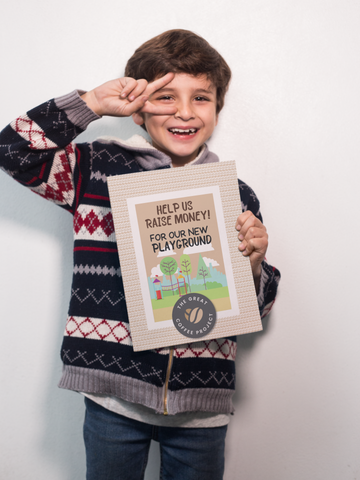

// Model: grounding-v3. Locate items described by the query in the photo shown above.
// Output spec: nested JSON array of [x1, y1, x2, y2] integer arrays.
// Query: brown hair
[[125, 29, 231, 114]]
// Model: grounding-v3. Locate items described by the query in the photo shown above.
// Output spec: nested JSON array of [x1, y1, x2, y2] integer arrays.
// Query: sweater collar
[[97, 134, 219, 171]]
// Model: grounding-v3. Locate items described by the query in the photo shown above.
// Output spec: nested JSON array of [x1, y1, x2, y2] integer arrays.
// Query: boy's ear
[[132, 112, 144, 126]]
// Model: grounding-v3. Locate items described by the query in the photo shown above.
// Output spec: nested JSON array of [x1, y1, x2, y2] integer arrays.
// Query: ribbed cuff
[[257, 263, 269, 317], [55, 90, 100, 130]]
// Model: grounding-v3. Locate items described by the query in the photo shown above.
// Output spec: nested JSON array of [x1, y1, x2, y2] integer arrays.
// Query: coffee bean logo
[[184, 307, 203, 324], [173, 293, 216, 339]]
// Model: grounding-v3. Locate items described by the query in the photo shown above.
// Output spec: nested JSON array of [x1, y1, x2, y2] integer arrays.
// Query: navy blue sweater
[[0, 90, 280, 414]]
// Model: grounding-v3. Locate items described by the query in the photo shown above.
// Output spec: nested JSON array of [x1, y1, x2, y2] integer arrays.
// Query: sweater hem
[[58, 365, 235, 414]]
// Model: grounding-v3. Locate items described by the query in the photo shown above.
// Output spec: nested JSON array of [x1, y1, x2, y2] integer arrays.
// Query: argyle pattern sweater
[[0, 90, 280, 414]]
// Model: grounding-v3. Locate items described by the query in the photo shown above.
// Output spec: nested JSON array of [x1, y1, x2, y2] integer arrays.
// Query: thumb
[[132, 112, 144, 126]]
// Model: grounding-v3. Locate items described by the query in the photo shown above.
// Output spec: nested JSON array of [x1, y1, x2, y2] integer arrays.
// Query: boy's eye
[[194, 96, 208, 102], [157, 95, 173, 101]]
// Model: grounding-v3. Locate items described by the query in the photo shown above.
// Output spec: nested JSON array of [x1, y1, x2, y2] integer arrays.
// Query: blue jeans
[[83, 397, 227, 480]]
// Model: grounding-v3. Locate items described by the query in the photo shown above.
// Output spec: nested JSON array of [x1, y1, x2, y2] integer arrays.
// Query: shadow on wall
[[232, 313, 272, 405]]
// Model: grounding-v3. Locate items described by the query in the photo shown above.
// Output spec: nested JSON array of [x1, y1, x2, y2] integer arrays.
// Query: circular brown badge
[[172, 293, 216, 339]]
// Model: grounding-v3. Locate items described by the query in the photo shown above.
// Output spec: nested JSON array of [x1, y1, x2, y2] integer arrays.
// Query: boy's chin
[[169, 150, 201, 166]]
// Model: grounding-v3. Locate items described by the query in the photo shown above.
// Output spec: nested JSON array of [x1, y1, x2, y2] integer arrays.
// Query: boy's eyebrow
[[194, 88, 216, 95], [155, 87, 216, 95]]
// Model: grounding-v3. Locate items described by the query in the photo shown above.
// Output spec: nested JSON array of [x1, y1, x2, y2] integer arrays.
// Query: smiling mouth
[[168, 128, 198, 136]]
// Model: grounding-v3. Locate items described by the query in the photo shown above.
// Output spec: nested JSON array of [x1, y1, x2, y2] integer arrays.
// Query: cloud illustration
[[157, 245, 177, 257], [182, 242, 214, 255], [150, 265, 163, 278]]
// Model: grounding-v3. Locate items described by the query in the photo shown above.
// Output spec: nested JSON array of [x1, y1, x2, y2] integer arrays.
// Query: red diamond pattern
[[42, 184, 66, 203], [31, 144, 75, 205], [66, 316, 131, 343], [83, 210, 99, 234], [173, 339, 236, 360], [41, 152, 74, 203], [65, 317, 235, 360], [54, 155, 73, 191], [101, 212, 115, 237], [74, 209, 114, 237], [14, 114, 57, 150]]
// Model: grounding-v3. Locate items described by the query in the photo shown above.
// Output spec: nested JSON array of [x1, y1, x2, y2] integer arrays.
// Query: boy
[[0, 30, 280, 480]]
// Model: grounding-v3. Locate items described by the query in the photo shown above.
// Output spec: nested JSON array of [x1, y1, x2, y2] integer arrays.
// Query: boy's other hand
[[236, 211, 268, 291], [81, 73, 177, 118]]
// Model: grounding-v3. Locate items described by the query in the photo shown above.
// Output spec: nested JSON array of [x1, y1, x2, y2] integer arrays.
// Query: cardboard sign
[[107, 161, 262, 351]]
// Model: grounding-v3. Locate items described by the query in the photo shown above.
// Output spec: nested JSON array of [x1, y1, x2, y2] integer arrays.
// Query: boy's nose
[[174, 101, 195, 121]]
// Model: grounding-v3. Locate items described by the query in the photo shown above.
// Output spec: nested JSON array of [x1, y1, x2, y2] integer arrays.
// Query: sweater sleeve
[[238, 179, 281, 318], [0, 90, 99, 213]]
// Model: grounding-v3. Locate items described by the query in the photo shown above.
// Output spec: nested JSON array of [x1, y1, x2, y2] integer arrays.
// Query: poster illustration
[[128, 186, 239, 331], [108, 161, 262, 351]]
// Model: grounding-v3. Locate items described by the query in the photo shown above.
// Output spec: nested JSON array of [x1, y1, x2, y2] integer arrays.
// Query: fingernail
[[239, 234, 244, 241], [120, 92, 127, 98], [129, 95, 135, 101]]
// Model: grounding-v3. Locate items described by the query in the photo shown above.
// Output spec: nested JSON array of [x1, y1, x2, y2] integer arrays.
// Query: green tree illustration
[[180, 254, 192, 293], [160, 257, 178, 295], [196, 254, 211, 290]]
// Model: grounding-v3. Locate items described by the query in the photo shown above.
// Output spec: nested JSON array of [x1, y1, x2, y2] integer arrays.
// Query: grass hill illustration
[[147, 253, 231, 322]]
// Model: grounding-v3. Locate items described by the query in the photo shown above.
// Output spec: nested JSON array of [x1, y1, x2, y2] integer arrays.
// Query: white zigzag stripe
[[71, 288, 125, 306], [74, 264, 121, 277], [169, 371, 235, 387], [62, 350, 163, 381]]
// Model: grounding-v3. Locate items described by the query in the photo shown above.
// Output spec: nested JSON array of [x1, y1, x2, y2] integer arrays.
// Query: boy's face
[[137, 73, 218, 167]]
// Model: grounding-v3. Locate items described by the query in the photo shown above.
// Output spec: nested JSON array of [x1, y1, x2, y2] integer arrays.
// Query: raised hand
[[235, 211, 268, 289], [81, 73, 177, 118]]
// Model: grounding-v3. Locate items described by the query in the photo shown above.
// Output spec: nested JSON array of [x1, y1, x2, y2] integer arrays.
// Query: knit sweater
[[0, 90, 280, 415]]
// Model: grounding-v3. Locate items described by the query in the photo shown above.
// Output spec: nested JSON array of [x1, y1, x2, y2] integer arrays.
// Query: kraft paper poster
[[107, 161, 262, 351]]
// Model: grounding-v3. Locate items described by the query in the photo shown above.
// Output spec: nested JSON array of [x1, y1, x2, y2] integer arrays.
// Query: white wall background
[[1, 1, 359, 479]]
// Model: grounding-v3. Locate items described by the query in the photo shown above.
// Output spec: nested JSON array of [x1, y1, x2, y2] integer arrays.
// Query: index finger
[[236, 211, 253, 230], [145, 72, 175, 96], [141, 102, 177, 116]]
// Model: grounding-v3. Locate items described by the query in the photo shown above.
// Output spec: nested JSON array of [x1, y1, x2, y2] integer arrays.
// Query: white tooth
[[170, 128, 196, 133]]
